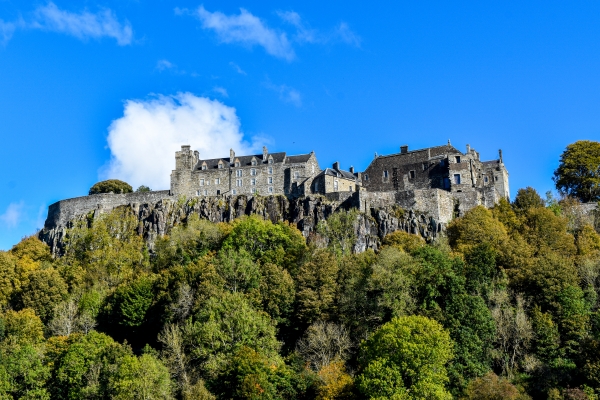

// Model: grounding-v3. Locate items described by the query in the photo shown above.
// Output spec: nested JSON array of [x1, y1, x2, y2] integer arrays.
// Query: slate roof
[[195, 152, 312, 170], [318, 168, 357, 181]]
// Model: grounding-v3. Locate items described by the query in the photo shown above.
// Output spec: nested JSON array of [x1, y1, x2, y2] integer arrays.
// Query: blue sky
[[1, 1, 599, 249]]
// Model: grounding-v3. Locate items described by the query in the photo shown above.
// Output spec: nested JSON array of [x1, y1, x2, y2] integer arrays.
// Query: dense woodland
[[2, 141, 600, 399]]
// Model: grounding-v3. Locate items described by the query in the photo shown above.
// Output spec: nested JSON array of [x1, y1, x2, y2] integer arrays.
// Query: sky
[[1, 1, 600, 249]]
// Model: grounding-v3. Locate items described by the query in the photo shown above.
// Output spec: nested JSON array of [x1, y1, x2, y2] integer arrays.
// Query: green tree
[[554, 140, 600, 202], [1, 308, 44, 345], [463, 372, 527, 400], [185, 291, 281, 376], [0, 343, 50, 399], [357, 315, 454, 400], [221, 216, 307, 273], [18, 267, 68, 322], [0, 251, 18, 307], [447, 206, 509, 254], [295, 249, 339, 326], [215, 248, 260, 294], [513, 187, 545, 213], [89, 179, 133, 195], [316, 209, 360, 256], [109, 353, 173, 400], [136, 185, 151, 192]]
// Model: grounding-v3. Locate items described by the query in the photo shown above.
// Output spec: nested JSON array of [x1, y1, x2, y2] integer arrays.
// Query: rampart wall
[[45, 190, 172, 230]]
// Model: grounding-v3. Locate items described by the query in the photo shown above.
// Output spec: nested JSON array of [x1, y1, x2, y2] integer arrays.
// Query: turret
[[175, 145, 198, 171]]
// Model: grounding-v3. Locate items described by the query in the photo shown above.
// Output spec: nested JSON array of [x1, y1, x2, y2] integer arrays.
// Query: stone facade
[[170, 146, 321, 198], [361, 142, 510, 221], [40, 141, 513, 254]]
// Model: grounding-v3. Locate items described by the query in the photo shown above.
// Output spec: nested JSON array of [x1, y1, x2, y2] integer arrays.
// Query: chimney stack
[[230, 149, 235, 164], [263, 146, 268, 160], [349, 166, 354, 173], [466, 144, 471, 154], [499, 149, 503, 163], [333, 161, 340, 170], [400, 145, 408, 154]]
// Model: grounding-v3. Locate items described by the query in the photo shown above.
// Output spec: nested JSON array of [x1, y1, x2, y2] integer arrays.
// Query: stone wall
[[44, 190, 172, 230]]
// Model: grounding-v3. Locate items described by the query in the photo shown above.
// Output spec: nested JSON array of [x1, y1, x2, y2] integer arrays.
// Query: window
[[409, 170, 415, 179], [202, 165, 207, 170], [268, 167, 273, 174], [364, 174, 369, 181], [455, 156, 461, 163], [251, 188, 256, 193], [251, 179, 256, 185], [236, 170, 242, 177], [200, 179, 204, 186], [215, 178, 220, 184], [443, 178, 450, 189], [235, 161, 240, 167], [495, 176, 498, 181], [268, 177, 273, 184], [315, 181, 319, 191], [349, 186, 353, 192], [203, 190, 207, 196], [236, 179, 242, 187], [251, 168, 256, 176], [312, 165, 315, 174], [383, 170, 389, 179], [251, 160, 257, 166], [334, 180, 339, 191], [422, 163, 428, 171], [454, 174, 461, 184], [440, 159, 447, 167], [218, 163, 223, 169], [232, 189, 237, 195], [268, 187, 273, 193], [195, 190, 199, 196], [217, 190, 221, 195], [268, 158, 273, 164], [294, 171, 300, 179], [484, 176, 489, 183]]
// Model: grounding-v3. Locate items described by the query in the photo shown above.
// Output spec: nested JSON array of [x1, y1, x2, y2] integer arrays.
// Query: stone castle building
[[41, 140, 510, 255], [170, 145, 361, 198]]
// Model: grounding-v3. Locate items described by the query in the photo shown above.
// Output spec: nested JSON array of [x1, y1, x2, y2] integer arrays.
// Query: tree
[[296, 321, 352, 372], [463, 372, 526, 400], [89, 179, 133, 195], [109, 353, 173, 400], [1, 308, 44, 345], [447, 206, 509, 254], [184, 291, 281, 376], [554, 140, 600, 202], [0, 251, 18, 307], [18, 267, 68, 322], [136, 185, 151, 192], [357, 315, 454, 400], [316, 209, 360, 256], [381, 230, 425, 253], [513, 187, 545, 213]]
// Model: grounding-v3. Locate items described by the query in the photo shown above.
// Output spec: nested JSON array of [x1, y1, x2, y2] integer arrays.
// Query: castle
[[40, 141, 509, 254], [170, 141, 509, 223]]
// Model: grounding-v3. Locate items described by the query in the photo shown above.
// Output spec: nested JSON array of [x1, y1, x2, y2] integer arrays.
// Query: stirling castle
[[40, 141, 509, 253]]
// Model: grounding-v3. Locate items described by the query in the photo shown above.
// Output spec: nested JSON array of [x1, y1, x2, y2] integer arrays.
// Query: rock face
[[39, 193, 444, 256]]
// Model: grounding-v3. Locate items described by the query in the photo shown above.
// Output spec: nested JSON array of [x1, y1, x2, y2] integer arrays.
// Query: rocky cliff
[[39, 193, 443, 256]]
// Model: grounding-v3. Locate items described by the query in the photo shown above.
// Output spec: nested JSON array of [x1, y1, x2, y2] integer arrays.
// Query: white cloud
[[30, 2, 133, 45], [0, 20, 16, 45], [213, 86, 229, 97], [229, 61, 247, 75], [335, 22, 361, 47], [193, 6, 295, 61], [156, 59, 175, 71], [0, 202, 24, 229], [265, 82, 302, 107], [102, 93, 260, 190]]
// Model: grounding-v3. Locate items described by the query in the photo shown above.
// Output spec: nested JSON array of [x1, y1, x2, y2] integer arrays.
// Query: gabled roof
[[195, 152, 313, 170], [318, 168, 357, 181]]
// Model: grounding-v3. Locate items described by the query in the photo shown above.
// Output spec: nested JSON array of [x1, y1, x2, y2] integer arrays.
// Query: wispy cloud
[[277, 10, 361, 47], [0, 20, 16, 45], [189, 6, 295, 61], [265, 82, 302, 107], [156, 59, 175, 71], [31, 2, 133, 45], [0, 202, 24, 229], [335, 22, 361, 46], [213, 86, 229, 97], [229, 61, 247, 75], [1, 2, 133, 46]]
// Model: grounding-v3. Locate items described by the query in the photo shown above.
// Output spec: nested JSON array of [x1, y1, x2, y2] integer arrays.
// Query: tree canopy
[[89, 179, 133, 195], [554, 140, 600, 202]]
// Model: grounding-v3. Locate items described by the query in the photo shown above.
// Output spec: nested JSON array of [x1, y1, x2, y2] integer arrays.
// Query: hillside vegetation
[[2, 139, 600, 399]]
